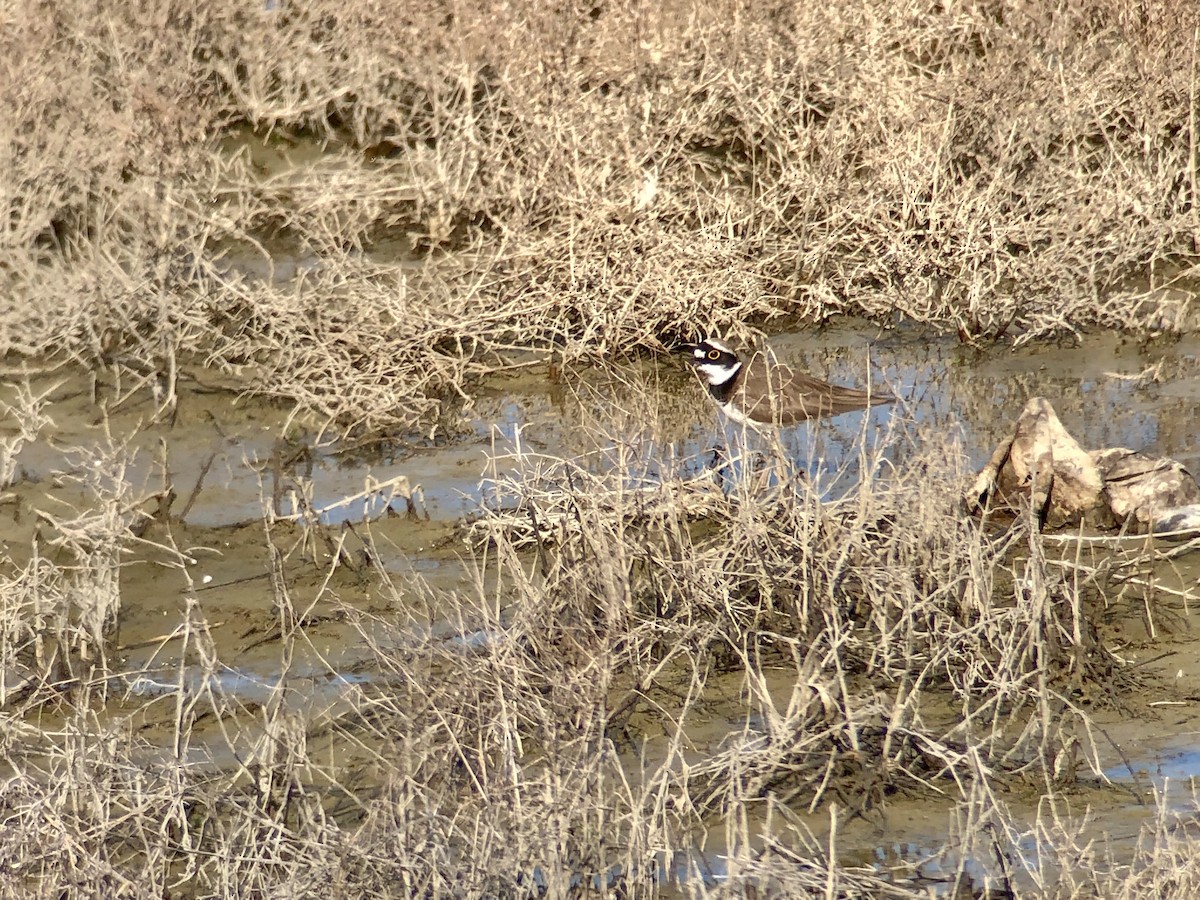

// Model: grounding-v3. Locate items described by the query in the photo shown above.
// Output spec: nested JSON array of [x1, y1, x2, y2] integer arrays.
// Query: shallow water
[[9, 323, 1193, 529], [4, 323, 1198, 678]]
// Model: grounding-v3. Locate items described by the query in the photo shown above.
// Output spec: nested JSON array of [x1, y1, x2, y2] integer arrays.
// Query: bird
[[677, 338, 892, 428]]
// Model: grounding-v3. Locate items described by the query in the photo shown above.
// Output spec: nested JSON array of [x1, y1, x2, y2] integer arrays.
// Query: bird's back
[[734, 352, 891, 425]]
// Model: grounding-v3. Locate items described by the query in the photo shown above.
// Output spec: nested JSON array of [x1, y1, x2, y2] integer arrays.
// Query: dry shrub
[[2, 0, 1199, 434], [0, 692, 231, 899], [277, 411, 1129, 894], [0, 404, 1189, 896], [0, 433, 173, 689]]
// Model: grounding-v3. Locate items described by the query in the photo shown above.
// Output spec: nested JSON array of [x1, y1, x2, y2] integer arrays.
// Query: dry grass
[[2, 0, 1199, 433], [0, 391, 1195, 896], [1, 0, 1200, 896]]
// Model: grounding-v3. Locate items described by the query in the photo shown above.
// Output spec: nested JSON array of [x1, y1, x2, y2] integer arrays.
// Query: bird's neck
[[706, 362, 741, 403]]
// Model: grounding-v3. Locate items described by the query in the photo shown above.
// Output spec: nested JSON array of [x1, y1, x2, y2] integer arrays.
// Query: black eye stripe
[[707, 349, 721, 360]]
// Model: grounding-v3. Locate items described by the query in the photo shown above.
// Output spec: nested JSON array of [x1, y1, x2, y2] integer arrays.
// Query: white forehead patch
[[705, 338, 734, 354]]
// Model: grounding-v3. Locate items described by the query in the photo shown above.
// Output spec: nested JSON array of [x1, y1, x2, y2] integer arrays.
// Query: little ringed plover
[[677, 338, 892, 428]]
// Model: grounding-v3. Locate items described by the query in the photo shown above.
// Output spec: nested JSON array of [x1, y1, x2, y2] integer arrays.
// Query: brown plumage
[[678, 338, 892, 427]]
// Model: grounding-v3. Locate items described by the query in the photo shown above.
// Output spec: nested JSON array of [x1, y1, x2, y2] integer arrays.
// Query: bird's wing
[[741, 354, 891, 422]]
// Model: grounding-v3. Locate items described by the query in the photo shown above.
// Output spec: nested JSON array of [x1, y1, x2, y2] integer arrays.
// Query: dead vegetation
[[0, 387, 1193, 897], [3, 0, 1200, 433], [1, 0, 1200, 896]]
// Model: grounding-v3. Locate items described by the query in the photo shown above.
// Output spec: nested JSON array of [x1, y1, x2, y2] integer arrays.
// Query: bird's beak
[[675, 342, 701, 360]]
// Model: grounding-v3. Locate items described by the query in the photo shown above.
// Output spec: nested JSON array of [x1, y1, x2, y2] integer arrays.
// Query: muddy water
[[2, 324, 1199, 885]]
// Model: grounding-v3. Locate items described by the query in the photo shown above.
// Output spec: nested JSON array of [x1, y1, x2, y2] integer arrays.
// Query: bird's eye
[[707, 349, 721, 360]]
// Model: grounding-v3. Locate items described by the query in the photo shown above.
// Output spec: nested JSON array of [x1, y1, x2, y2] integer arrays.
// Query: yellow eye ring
[[707, 349, 721, 360]]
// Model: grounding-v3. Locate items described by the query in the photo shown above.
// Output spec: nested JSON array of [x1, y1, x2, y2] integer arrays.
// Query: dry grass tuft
[[2, 0, 1199, 432]]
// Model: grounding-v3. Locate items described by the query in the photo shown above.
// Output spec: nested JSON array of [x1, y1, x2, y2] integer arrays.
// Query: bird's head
[[676, 339, 742, 386]]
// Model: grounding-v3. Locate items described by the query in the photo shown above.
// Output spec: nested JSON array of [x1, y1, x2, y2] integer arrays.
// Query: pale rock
[[1091, 448, 1200, 533], [967, 397, 1106, 528]]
